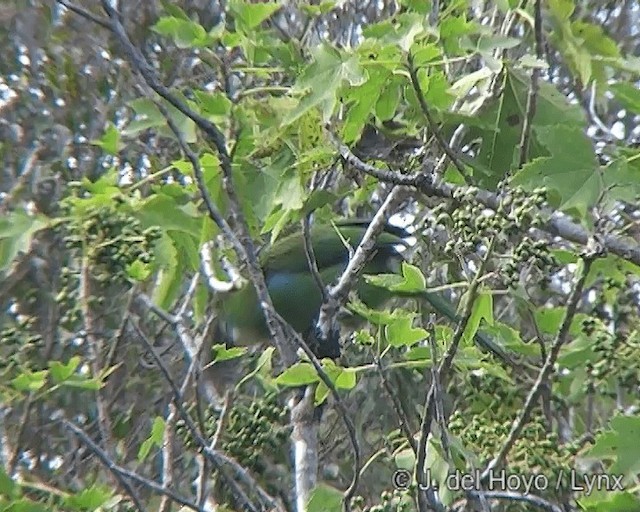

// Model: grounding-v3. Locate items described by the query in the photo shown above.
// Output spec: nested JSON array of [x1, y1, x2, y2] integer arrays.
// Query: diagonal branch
[[407, 53, 469, 179], [480, 247, 599, 481], [333, 139, 640, 266], [63, 420, 207, 512]]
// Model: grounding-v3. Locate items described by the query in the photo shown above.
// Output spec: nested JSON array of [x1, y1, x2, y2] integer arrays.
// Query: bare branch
[[63, 420, 207, 512], [416, 236, 497, 512], [333, 140, 640, 266], [517, 0, 543, 167], [129, 318, 281, 512], [481, 248, 599, 481], [453, 490, 564, 512], [407, 53, 469, 180]]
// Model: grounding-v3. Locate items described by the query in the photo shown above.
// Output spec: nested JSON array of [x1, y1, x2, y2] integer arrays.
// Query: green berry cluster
[[586, 329, 640, 394], [458, 373, 522, 415], [55, 267, 81, 327], [174, 403, 207, 450], [0, 316, 42, 372], [450, 412, 577, 494], [352, 489, 412, 512], [502, 236, 559, 289], [61, 204, 161, 285], [495, 185, 547, 232], [427, 185, 547, 256], [176, 393, 290, 473], [450, 373, 578, 497], [222, 392, 289, 473]]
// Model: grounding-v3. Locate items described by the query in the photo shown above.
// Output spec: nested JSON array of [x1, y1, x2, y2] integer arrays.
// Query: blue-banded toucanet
[[215, 220, 511, 363]]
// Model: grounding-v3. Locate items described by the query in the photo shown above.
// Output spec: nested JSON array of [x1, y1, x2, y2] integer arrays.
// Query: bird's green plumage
[[217, 220, 510, 362], [219, 221, 404, 347]]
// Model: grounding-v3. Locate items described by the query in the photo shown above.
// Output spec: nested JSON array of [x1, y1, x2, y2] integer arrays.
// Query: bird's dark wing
[[260, 220, 408, 276]]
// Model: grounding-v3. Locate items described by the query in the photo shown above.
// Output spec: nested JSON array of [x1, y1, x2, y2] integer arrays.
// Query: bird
[[209, 220, 511, 374]]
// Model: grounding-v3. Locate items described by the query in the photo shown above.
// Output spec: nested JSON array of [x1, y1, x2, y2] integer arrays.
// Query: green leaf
[[152, 16, 209, 48], [400, 0, 431, 14], [385, 315, 428, 347], [212, 344, 247, 362], [275, 171, 306, 211], [137, 194, 201, 237], [461, 292, 493, 345], [90, 123, 121, 155], [64, 485, 112, 511], [62, 377, 102, 391], [366, 262, 426, 293], [124, 98, 166, 136], [475, 35, 521, 53], [11, 370, 48, 392], [482, 323, 539, 357], [152, 261, 182, 310], [237, 347, 275, 388], [342, 67, 390, 142], [334, 368, 357, 389], [353, 329, 375, 346], [587, 415, 640, 477], [0, 467, 17, 499], [138, 417, 165, 461], [307, 484, 343, 512], [49, 356, 81, 383], [4, 498, 49, 512], [348, 300, 404, 325], [127, 259, 153, 282], [195, 90, 233, 117], [0, 211, 49, 271], [230, 0, 280, 31], [275, 362, 319, 386], [395, 447, 416, 469], [284, 44, 365, 125], [375, 78, 402, 120], [464, 68, 585, 188], [414, 69, 454, 110], [439, 14, 476, 54], [301, 1, 336, 15], [410, 42, 441, 67], [301, 190, 340, 216], [193, 281, 209, 322], [312, 360, 357, 404], [512, 124, 598, 218], [450, 67, 493, 99], [125, 96, 197, 142], [404, 346, 432, 363], [534, 307, 565, 334], [548, 0, 574, 20], [611, 82, 640, 113], [321, 360, 357, 390], [577, 491, 640, 512]]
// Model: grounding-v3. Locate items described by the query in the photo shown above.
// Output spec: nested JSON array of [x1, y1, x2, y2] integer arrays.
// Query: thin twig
[[331, 140, 640, 266], [427, 314, 451, 462], [407, 53, 469, 178], [453, 490, 563, 512], [129, 319, 279, 512], [517, 0, 543, 167], [79, 256, 113, 455], [63, 420, 207, 512], [415, 236, 497, 512], [0, 144, 41, 214], [376, 360, 417, 454], [481, 249, 598, 481], [302, 215, 328, 302], [57, 0, 112, 29]]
